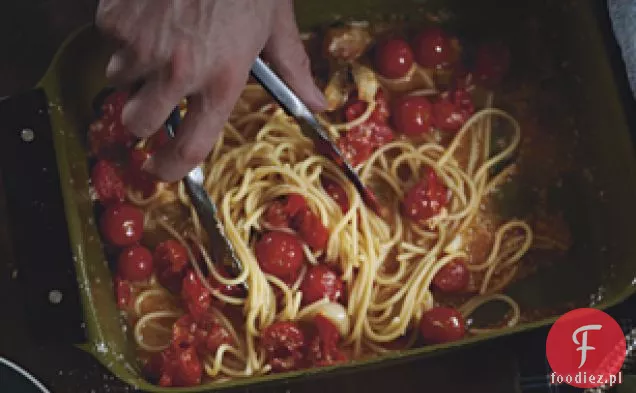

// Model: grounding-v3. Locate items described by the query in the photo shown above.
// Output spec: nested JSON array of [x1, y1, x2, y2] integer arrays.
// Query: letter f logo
[[572, 324, 602, 368]]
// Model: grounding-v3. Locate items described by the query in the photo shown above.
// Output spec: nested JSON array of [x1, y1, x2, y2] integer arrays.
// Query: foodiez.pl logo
[[546, 308, 626, 388]]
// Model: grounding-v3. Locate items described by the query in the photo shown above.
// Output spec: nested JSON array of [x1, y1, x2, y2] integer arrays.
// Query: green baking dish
[[35, 0, 636, 391]]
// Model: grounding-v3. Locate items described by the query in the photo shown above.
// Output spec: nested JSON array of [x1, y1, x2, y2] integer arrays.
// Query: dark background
[[0, 1, 634, 393]]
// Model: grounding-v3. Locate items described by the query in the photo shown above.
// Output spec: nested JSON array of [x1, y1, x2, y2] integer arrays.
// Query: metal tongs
[[250, 58, 385, 218], [165, 57, 385, 287]]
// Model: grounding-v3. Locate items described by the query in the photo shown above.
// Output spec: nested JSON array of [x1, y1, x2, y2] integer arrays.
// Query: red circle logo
[[546, 308, 626, 388]]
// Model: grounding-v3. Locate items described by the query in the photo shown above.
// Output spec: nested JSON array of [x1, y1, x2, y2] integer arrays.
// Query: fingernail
[[106, 52, 125, 78]]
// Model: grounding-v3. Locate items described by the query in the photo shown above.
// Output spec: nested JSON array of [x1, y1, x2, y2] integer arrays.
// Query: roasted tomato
[[307, 314, 347, 367], [374, 38, 414, 79], [432, 88, 475, 133], [337, 121, 394, 166], [432, 259, 469, 293], [264, 194, 308, 228], [391, 95, 434, 136], [255, 231, 305, 279], [127, 148, 158, 198], [173, 313, 232, 355], [154, 239, 190, 293], [412, 27, 454, 69], [99, 203, 144, 247], [89, 91, 135, 159], [401, 168, 449, 222], [291, 207, 329, 251], [300, 265, 344, 305], [419, 307, 466, 344], [117, 245, 154, 282], [91, 160, 125, 205], [344, 90, 390, 124], [182, 270, 211, 320], [149, 345, 202, 387], [260, 321, 306, 372], [321, 176, 349, 213]]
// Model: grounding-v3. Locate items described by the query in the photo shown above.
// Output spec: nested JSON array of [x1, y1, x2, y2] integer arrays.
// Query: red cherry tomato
[[292, 207, 329, 251], [260, 321, 306, 372], [300, 265, 344, 305], [401, 168, 449, 222], [264, 194, 308, 228], [101, 91, 129, 118], [88, 116, 135, 160], [255, 231, 305, 279], [114, 276, 132, 308], [117, 245, 153, 282], [155, 345, 202, 387], [308, 314, 347, 367], [412, 27, 454, 69], [337, 121, 395, 166], [375, 38, 414, 79], [345, 90, 390, 124], [474, 42, 510, 87], [321, 177, 349, 213], [182, 270, 211, 320], [99, 203, 144, 247], [419, 307, 466, 344], [173, 313, 232, 355], [392, 95, 433, 136], [432, 89, 475, 133], [204, 324, 233, 352], [432, 259, 469, 292], [209, 267, 246, 298], [91, 160, 125, 205], [128, 148, 158, 197], [154, 240, 189, 293]]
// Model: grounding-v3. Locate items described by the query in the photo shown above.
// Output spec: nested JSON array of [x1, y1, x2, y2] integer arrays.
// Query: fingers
[[262, 0, 327, 112], [144, 64, 249, 181]]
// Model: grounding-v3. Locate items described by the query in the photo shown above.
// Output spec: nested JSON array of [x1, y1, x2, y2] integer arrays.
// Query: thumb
[[261, 0, 327, 112]]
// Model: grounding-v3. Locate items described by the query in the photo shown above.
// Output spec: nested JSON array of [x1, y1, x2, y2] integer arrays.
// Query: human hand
[[96, 0, 326, 181]]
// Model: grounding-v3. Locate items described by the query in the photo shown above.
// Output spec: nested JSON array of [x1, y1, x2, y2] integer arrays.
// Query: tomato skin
[[321, 177, 349, 213], [412, 27, 454, 69], [154, 240, 189, 293], [344, 91, 390, 124], [154, 345, 202, 387], [474, 42, 510, 87], [101, 91, 129, 118], [114, 276, 132, 308], [401, 168, 449, 222], [91, 160, 125, 205], [89, 91, 135, 160], [292, 207, 329, 251], [374, 38, 414, 79], [391, 95, 433, 136], [99, 203, 144, 247], [264, 194, 308, 229], [419, 307, 466, 344], [300, 265, 344, 305], [117, 245, 154, 282], [173, 313, 232, 355], [204, 324, 233, 352], [337, 121, 395, 166], [432, 259, 469, 293], [308, 314, 347, 367], [260, 321, 306, 372], [182, 270, 211, 320], [127, 148, 158, 197], [255, 231, 305, 279], [432, 89, 475, 133]]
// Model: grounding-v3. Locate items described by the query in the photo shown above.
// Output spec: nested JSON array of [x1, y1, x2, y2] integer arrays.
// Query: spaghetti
[[87, 22, 567, 387]]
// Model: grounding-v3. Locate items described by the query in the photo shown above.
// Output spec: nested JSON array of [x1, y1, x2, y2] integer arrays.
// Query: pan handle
[[0, 89, 86, 345]]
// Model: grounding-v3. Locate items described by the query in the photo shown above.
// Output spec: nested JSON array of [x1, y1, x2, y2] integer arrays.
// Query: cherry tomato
[[264, 194, 308, 228], [419, 307, 466, 344], [291, 207, 329, 251], [88, 116, 135, 160], [308, 314, 347, 367], [91, 160, 125, 205], [375, 38, 414, 79], [344, 90, 390, 124], [99, 203, 144, 247], [300, 265, 344, 305], [391, 95, 433, 136], [412, 27, 454, 69], [432, 89, 475, 133], [474, 42, 510, 87], [321, 177, 349, 213], [173, 313, 232, 355], [209, 267, 246, 298], [114, 276, 132, 309], [182, 270, 211, 320], [117, 245, 153, 282], [432, 259, 469, 292], [101, 91, 129, 118], [260, 321, 306, 372], [337, 121, 394, 166], [401, 168, 449, 222], [128, 148, 158, 197], [155, 240, 189, 293], [155, 345, 202, 387], [255, 231, 305, 279]]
